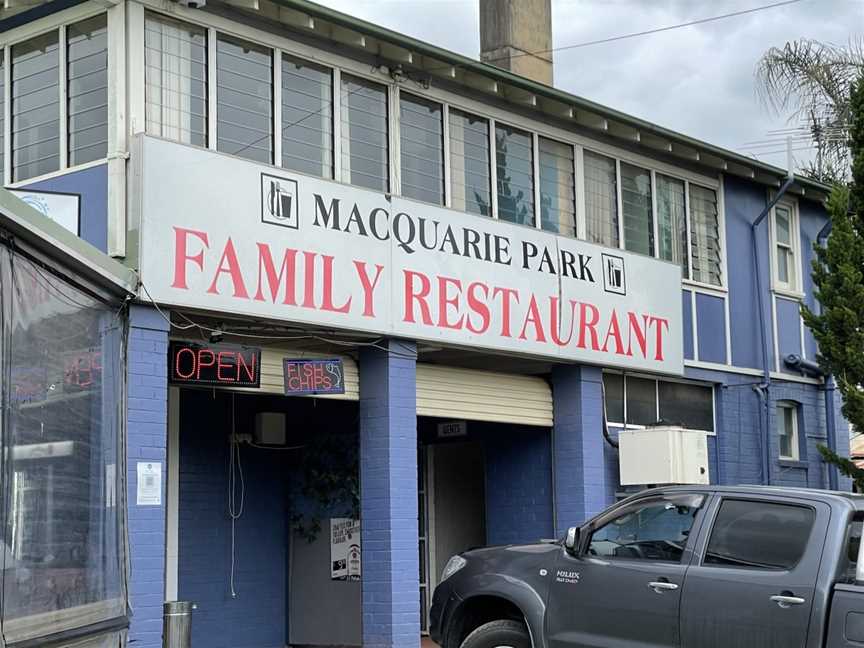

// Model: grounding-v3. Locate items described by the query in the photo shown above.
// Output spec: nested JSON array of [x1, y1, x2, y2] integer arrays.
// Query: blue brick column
[[359, 339, 420, 648], [551, 365, 611, 535], [126, 305, 170, 648]]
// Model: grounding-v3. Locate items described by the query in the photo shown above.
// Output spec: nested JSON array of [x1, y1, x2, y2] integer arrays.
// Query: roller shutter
[[416, 364, 552, 427]]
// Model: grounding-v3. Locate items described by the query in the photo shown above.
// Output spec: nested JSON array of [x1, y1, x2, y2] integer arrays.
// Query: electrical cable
[[228, 393, 245, 598]]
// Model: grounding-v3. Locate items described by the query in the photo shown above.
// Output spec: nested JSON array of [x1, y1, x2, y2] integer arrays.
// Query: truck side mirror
[[564, 526, 580, 555]]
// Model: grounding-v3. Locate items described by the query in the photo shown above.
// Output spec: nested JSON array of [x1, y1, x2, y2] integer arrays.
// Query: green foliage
[[818, 444, 864, 491], [289, 433, 359, 542], [804, 73, 864, 482]]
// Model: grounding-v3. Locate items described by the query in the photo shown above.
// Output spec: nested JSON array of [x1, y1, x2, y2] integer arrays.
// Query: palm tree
[[755, 37, 863, 183]]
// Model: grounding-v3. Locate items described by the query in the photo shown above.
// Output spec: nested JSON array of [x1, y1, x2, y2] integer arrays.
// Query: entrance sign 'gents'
[[135, 136, 684, 374]]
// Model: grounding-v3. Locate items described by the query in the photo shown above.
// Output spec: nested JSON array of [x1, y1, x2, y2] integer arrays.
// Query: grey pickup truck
[[429, 485, 864, 648]]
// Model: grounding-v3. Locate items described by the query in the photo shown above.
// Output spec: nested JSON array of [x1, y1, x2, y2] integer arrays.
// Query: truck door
[[680, 495, 829, 648], [546, 493, 708, 647]]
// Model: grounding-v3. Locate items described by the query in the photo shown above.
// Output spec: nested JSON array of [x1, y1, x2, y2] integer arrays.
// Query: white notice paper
[[136, 461, 162, 506], [330, 518, 361, 581]]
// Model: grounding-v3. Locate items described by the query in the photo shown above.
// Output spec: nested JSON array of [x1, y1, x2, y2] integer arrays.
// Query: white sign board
[[330, 518, 361, 580], [9, 189, 80, 235], [135, 136, 684, 374], [136, 461, 162, 506]]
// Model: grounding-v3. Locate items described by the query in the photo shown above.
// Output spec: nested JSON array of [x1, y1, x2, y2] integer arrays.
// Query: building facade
[[0, 0, 851, 647]]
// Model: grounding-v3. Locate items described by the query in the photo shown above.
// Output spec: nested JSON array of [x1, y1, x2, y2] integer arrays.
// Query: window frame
[[602, 370, 716, 435], [769, 198, 803, 296], [126, 0, 727, 290], [0, 5, 112, 187], [699, 497, 817, 571], [776, 400, 801, 461]]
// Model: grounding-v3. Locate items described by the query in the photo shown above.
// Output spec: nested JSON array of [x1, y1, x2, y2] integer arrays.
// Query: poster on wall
[[330, 518, 361, 581], [9, 189, 80, 235]]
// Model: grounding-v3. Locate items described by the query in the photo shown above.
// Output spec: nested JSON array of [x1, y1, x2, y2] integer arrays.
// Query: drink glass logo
[[261, 173, 299, 229], [601, 253, 626, 295]]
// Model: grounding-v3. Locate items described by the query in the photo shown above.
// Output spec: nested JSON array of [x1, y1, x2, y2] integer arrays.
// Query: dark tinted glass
[[217, 35, 272, 164], [68, 15, 108, 165], [626, 376, 656, 426], [589, 495, 703, 563], [602, 373, 624, 423], [281, 53, 332, 178], [12, 32, 60, 181], [659, 381, 714, 431], [621, 162, 653, 256], [495, 124, 534, 225], [705, 500, 815, 569], [399, 93, 443, 204], [340, 74, 388, 191]]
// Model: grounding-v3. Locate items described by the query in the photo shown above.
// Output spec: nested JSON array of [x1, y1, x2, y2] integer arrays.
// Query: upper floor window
[[340, 74, 388, 192], [144, 13, 207, 148], [399, 93, 443, 205], [689, 184, 722, 286], [495, 123, 534, 225], [216, 35, 272, 164], [777, 401, 800, 460], [538, 136, 575, 237], [772, 202, 800, 293], [621, 162, 653, 256], [603, 372, 715, 433], [584, 150, 619, 248], [656, 174, 688, 275], [449, 108, 490, 216], [67, 15, 108, 166], [281, 53, 332, 178], [12, 32, 60, 181]]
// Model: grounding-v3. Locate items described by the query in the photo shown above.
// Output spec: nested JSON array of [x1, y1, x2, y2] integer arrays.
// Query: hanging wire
[[228, 393, 245, 598]]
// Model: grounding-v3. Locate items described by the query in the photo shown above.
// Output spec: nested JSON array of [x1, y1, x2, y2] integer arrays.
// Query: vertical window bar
[[332, 67, 341, 180], [615, 158, 624, 249], [1, 46, 8, 186], [489, 117, 498, 219], [532, 132, 541, 229], [390, 83, 399, 195], [59, 25, 68, 169], [442, 102, 451, 208], [650, 170, 659, 258], [273, 48, 282, 167], [206, 27, 217, 150], [684, 179, 693, 280], [655, 379, 660, 422], [574, 145, 585, 239]]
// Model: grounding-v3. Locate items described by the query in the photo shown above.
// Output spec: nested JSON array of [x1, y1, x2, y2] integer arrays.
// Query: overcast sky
[[315, 0, 862, 170]]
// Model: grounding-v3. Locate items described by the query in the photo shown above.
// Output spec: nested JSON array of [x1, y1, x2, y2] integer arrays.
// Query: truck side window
[[587, 494, 704, 563], [704, 499, 815, 570]]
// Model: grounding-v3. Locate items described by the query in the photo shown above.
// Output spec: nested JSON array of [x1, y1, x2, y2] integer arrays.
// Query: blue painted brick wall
[[359, 340, 420, 648], [177, 389, 287, 648], [552, 365, 613, 534], [484, 427, 554, 545], [126, 305, 169, 648]]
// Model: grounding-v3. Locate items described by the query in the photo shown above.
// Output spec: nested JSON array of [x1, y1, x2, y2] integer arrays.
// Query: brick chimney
[[480, 0, 553, 85]]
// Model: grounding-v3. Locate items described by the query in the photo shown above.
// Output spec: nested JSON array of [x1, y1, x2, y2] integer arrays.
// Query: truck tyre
[[460, 619, 531, 648]]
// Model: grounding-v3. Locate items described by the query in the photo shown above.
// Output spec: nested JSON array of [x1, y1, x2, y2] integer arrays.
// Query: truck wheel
[[460, 619, 531, 648]]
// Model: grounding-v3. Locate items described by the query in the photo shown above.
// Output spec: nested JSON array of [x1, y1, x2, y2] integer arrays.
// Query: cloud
[[315, 0, 862, 168]]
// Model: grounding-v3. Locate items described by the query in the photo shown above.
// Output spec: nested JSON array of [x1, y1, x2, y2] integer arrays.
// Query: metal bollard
[[162, 600, 195, 648]]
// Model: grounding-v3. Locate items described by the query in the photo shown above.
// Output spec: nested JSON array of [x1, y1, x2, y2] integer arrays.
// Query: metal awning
[[0, 187, 137, 297]]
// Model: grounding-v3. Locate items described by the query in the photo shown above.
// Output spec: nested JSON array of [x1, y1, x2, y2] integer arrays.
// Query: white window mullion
[[684, 179, 693, 280], [207, 27, 217, 150], [59, 25, 68, 169], [442, 102, 452, 208], [615, 157, 624, 249], [574, 144, 585, 239], [532, 132, 541, 229], [655, 379, 660, 422], [489, 117, 498, 219], [273, 49, 282, 167], [4, 45, 11, 186], [332, 67, 342, 181], [390, 83, 400, 195], [650, 169, 659, 258]]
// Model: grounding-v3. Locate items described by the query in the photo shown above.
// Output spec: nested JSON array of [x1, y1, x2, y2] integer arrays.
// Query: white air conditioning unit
[[618, 426, 709, 486]]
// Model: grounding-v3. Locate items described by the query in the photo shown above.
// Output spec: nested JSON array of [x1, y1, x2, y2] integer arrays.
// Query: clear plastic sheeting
[[0, 242, 126, 645]]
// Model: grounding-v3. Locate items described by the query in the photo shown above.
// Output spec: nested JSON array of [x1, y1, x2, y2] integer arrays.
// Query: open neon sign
[[169, 342, 261, 387]]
